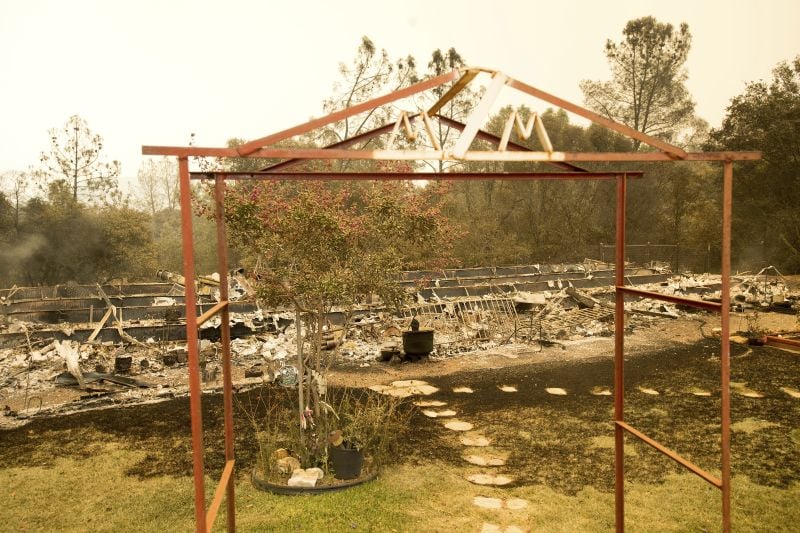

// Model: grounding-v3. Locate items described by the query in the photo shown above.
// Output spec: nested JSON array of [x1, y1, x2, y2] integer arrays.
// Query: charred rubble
[[1, 262, 797, 422]]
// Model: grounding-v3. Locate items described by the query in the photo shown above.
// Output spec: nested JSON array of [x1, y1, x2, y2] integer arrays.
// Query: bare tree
[[38, 115, 121, 203], [135, 158, 177, 214], [0, 170, 31, 235]]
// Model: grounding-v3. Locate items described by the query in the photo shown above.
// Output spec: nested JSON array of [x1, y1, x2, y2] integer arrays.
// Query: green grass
[[1, 445, 798, 532]]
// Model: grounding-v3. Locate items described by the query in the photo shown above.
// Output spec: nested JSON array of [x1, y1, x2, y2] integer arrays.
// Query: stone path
[[369, 373, 791, 532]]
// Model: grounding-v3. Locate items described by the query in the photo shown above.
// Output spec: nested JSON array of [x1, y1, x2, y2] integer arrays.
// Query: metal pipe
[[189, 170, 644, 181], [179, 157, 207, 532], [616, 421, 722, 488], [214, 175, 236, 532], [616, 286, 722, 312], [764, 335, 800, 348], [614, 173, 627, 532], [721, 161, 733, 533]]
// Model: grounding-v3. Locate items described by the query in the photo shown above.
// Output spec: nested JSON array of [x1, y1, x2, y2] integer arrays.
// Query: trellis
[[143, 67, 759, 532]]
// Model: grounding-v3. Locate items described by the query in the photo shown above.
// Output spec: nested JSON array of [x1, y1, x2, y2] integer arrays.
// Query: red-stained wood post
[[178, 156, 207, 532], [614, 174, 627, 532], [721, 161, 733, 533]]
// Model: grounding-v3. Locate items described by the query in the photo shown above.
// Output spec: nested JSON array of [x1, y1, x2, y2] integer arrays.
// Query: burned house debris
[[2, 260, 797, 425]]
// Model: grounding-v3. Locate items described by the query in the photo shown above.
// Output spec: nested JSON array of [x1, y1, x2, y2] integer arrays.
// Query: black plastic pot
[[329, 447, 364, 480], [402, 329, 434, 356]]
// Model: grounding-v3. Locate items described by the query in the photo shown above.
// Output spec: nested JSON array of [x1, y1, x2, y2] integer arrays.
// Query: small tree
[[38, 115, 121, 204], [223, 178, 454, 466]]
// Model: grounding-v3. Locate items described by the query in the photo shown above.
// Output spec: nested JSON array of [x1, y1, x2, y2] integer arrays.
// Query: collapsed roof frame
[[143, 67, 759, 533]]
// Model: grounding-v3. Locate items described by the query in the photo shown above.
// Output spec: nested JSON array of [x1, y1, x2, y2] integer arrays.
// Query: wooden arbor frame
[[143, 67, 760, 533]]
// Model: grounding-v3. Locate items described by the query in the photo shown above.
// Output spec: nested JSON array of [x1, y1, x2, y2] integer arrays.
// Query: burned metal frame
[[144, 67, 757, 533]]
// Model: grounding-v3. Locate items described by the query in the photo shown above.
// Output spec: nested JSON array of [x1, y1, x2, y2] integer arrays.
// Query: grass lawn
[[2, 339, 798, 531], [1, 444, 798, 532]]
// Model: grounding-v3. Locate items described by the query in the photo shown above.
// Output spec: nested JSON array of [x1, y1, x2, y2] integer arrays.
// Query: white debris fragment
[[55, 340, 84, 389]]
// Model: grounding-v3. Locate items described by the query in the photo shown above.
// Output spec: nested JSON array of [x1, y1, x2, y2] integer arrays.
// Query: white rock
[[287, 470, 319, 488]]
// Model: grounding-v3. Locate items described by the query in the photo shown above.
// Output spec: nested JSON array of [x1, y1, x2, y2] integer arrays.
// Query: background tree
[[708, 56, 800, 271], [580, 16, 696, 148], [136, 157, 178, 215], [0, 170, 31, 237], [38, 115, 121, 204], [320, 36, 419, 147]]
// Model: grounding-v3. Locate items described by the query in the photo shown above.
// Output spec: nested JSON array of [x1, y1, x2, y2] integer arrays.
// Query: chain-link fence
[[596, 243, 773, 274]]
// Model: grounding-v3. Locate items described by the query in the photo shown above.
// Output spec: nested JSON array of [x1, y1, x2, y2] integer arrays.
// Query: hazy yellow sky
[[1, 0, 798, 185]]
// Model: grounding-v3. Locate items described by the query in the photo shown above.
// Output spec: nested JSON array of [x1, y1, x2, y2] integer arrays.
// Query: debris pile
[[3, 261, 796, 422]]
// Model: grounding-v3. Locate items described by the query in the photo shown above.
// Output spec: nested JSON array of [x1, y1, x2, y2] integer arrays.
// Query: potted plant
[[327, 430, 364, 480], [326, 389, 413, 480]]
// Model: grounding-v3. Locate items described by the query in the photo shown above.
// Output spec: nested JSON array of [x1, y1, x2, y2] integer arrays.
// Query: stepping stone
[[590, 386, 612, 396], [481, 525, 525, 533], [781, 387, 800, 399], [422, 409, 457, 418], [472, 496, 529, 510], [414, 400, 447, 407], [391, 379, 428, 387], [444, 420, 474, 431], [463, 453, 507, 466], [638, 387, 659, 395], [473, 496, 503, 509], [546, 387, 567, 395], [498, 385, 517, 392], [370, 380, 439, 398], [688, 388, 712, 397], [453, 386, 474, 393], [467, 473, 514, 486], [460, 434, 492, 447]]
